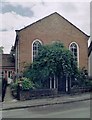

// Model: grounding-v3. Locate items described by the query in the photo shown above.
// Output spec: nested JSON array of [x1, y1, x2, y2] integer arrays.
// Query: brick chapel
[[13, 12, 89, 91]]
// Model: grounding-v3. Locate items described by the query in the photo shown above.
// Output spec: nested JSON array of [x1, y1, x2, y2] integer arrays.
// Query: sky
[[0, 0, 91, 53]]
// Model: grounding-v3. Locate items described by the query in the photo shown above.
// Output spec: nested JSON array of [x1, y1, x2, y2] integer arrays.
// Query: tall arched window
[[32, 39, 42, 62], [69, 42, 79, 67]]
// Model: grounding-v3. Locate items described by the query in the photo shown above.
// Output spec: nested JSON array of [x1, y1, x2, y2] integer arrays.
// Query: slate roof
[[2, 54, 15, 68]]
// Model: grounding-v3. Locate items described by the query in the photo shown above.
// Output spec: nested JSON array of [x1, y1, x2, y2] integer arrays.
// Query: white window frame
[[69, 42, 79, 68], [32, 39, 42, 62]]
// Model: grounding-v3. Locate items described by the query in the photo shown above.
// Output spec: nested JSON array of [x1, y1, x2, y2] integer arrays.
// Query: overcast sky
[[0, 0, 91, 53]]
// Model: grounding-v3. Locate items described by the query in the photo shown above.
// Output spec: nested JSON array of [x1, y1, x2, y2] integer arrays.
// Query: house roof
[[88, 41, 92, 57], [14, 12, 90, 48], [2, 54, 15, 67], [16, 12, 90, 37]]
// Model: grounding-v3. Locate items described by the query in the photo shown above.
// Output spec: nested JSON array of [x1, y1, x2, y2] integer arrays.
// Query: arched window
[[69, 42, 79, 67], [32, 39, 42, 62]]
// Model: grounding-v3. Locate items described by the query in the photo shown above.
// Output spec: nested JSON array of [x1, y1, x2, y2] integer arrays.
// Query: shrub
[[10, 82, 18, 90], [21, 77, 35, 90], [10, 82, 18, 98], [10, 77, 35, 92]]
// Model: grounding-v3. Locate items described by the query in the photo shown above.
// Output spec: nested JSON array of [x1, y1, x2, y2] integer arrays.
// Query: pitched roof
[[88, 41, 92, 57], [2, 54, 15, 67], [16, 12, 89, 37], [14, 12, 90, 50]]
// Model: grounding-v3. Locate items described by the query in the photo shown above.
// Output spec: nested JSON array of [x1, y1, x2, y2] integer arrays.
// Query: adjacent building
[[2, 54, 15, 79], [88, 41, 92, 77]]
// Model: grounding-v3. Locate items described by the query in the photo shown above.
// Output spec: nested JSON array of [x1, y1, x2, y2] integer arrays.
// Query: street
[[2, 100, 90, 118], [0, 101, 2, 120], [0, 111, 2, 120]]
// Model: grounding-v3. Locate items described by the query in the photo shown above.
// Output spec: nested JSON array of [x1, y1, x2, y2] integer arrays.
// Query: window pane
[[70, 43, 78, 64], [33, 41, 42, 61]]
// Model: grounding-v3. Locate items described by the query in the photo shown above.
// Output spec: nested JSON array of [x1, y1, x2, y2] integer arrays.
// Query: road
[[0, 111, 2, 120], [2, 100, 90, 118]]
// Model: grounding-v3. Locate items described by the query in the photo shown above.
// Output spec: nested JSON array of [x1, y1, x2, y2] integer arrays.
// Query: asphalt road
[[2, 100, 90, 118], [0, 111, 2, 120]]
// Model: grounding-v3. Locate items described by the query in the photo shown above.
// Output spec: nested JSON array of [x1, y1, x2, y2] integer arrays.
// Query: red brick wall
[[17, 13, 89, 72]]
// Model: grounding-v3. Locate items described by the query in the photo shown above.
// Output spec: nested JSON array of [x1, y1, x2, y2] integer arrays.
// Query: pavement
[[1, 92, 91, 111]]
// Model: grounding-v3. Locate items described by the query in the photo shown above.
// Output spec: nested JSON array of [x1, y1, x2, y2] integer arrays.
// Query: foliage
[[0, 80, 1, 89], [23, 42, 78, 88], [10, 82, 18, 91], [9, 54, 15, 62], [76, 67, 88, 87], [87, 77, 92, 87], [10, 46, 15, 62], [10, 77, 35, 91], [72, 67, 92, 88], [0, 46, 4, 53], [21, 77, 35, 90]]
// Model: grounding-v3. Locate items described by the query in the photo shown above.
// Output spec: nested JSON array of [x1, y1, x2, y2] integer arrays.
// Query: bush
[[10, 77, 35, 93], [85, 79, 92, 87], [0, 76, 2, 95], [21, 77, 35, 90], [10, 81, 18, 98], [11, 82, 17, 90]]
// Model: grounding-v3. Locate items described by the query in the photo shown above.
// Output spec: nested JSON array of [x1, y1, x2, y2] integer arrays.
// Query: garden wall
[[19, 88, 58, 100]]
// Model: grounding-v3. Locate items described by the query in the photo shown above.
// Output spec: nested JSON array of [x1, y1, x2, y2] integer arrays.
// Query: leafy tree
[[0, 46, 4, 53], [10, 46, 15, 62], [23, 42, 78, 89]]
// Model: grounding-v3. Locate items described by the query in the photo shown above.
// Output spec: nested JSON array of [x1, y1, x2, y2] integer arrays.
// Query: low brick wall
[[20, 88, 58, 100], [70, 86, 92, 95]]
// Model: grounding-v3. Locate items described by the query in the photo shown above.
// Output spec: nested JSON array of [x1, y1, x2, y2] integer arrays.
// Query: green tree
[[10, 46, 15, 62], [23, 42, 78, 89], [0, 46, 4, 53]]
